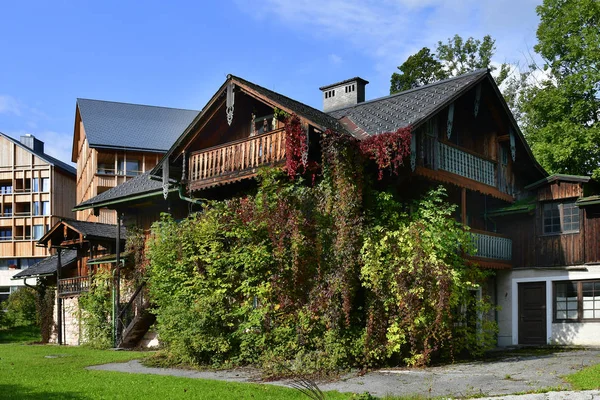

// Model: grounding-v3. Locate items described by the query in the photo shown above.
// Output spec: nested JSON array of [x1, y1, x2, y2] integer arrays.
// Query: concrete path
[[88, 348, 600, 399]]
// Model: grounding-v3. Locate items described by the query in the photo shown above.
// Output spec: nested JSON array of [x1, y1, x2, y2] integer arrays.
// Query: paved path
[[88, 349, 600, 399]]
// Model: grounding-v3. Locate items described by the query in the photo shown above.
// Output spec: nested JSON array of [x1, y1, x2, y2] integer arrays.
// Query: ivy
[[359, 126, 412, 179], [145, 128, 496, 372], [284, 114, 308, 179], [79, 269, 113, 349]]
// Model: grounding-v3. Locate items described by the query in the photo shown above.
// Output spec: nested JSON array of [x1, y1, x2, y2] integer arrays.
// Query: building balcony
[[470, 229, 512, 263], [58, 276, 90, 297], [188, 128, 286, 191]]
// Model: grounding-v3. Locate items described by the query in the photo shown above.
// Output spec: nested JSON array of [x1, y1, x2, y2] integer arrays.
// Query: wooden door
[[518, 282, 547, 344]]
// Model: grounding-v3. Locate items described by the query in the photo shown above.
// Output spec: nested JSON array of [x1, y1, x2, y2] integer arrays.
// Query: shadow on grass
[[0, 384, 84, 400], [0, 325, 41, 343]]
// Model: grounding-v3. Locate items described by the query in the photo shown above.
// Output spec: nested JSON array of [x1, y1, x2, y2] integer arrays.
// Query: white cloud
[[237, 0, 543, 93], [328, 53, 343, 64], [0, 95, 22, 116]]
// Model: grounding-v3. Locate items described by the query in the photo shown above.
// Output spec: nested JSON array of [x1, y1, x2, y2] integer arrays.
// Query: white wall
[[496, 266, 600, 346]]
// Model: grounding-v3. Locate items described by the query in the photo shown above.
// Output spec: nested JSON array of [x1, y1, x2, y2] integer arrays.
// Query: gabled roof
[[12, 249, 78, 279], [525, 174, 591, 190], [73, 172, 165, 211], [76, 98, 200, 154], [0, 132, 76, 175], [39, 218, 126, 246], [328, 69, 488, 136]]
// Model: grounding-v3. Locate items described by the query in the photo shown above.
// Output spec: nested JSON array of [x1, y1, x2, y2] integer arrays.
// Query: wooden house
[[72, 99, 198, 224], [67, 69, 600, 347], [0, 132, 76, 298]]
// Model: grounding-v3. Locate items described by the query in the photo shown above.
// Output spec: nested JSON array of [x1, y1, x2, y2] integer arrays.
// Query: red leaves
[[359, 126, 412, 180], [284, 114, 307, 179]]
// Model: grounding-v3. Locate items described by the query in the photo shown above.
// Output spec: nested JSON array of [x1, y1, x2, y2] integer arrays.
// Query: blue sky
[[0, 0, 541, 164]]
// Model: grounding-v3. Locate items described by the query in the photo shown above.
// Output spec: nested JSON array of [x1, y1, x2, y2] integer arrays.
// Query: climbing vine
[[284, 114, 308, 179], [79, 269, 113, 349], [359, 126, 412, 179], [146, 127, 496, 372]]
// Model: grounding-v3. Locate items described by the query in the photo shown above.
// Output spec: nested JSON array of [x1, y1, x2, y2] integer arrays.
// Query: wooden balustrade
[[188, 129, 286, 189], [58, 276, 90, 296], [471, 231, 512, 261]]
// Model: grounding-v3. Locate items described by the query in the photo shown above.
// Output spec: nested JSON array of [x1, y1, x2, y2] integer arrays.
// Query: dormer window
[[344, 84, 355, 93], [324, 90, 335, 99], [543, 200, 579, 234]]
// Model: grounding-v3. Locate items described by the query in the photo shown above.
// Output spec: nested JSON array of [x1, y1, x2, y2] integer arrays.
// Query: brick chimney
[[319, 77, 369, 112]]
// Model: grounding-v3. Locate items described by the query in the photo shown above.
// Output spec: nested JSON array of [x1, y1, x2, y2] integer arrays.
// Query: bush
[[3, 287, 37, 327]]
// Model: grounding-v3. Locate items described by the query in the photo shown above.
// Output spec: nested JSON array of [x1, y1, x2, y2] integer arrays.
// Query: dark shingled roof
[[0, 132, 76, 175], [12, 250, 78, 279], [77, 98, 200, 153], [60, 219, 127, 241], [231, 75, 346, 134], [328, 69, 488, 136], [73, 172, 165, 210]]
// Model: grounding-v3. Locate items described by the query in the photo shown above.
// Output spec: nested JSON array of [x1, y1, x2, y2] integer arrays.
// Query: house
[[0, 132, 76, 300], [72, 99, 199, 224], [51, 68, 600, 348]]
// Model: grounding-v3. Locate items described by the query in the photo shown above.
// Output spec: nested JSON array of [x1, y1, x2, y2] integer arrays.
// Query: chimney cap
[[319, 77, 369, 91]]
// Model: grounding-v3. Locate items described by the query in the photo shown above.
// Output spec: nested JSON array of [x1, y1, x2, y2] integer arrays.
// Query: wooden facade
[[73, 108, 163, 224], [0, 134, 76, 272]]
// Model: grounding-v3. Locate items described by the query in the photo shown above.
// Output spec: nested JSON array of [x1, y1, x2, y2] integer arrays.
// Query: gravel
[[88, 348, 600, 399]]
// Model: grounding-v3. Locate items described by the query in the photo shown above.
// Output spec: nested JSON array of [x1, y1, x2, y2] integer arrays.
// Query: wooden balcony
[[188, 128, 286, 191], [470, 229, 512, 261], [58, 276, 90, 297]]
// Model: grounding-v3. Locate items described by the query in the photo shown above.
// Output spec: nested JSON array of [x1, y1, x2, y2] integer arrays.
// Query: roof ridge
[[77, 98, 200, 113], [329, 68, 489, 114]]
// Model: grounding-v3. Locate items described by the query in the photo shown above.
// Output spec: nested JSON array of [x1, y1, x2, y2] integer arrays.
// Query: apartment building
[[0, 133, 76, 299]]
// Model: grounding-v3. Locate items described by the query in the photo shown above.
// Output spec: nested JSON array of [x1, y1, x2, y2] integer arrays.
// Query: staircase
[[117, 282, 156, 348]]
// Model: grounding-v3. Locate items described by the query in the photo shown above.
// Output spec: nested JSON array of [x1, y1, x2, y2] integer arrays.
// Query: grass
[[0, 341, 360, 399], [0, 324, 41, 343], [564, 362, 600, 390]]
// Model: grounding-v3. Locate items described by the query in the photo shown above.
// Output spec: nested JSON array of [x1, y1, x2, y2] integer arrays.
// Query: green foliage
[[390, 34, 505, 94], [36, 281, 55, 343], [2, 287, 37, 327], [79, 269, 113, 349], [522, 0, 600, 178], [147, 139, 496, 372]]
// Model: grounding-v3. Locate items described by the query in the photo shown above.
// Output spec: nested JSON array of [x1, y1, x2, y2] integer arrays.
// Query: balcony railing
[[471, 231, 512, 261], [189, 129, 286, 188], [422, 136, 497, 188], [58, 276, 90, 296]]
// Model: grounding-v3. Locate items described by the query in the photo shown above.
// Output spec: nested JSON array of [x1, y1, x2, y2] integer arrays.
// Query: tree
[[522, 0, 600, 178], [390, 35, 501, 94]]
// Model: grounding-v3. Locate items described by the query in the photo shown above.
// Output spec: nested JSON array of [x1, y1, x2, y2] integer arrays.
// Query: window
[[41, 178, 50, 192], [42, 201, 50, 215], [0, 259, 17, 270], [33, 225, 44, 240], [0, 228, 11, 241], [2, 205, 11, 217], [125, 160, 141, 176], [555, 280, 600, 321], [32, 178, 39, 192], [0, 286, 11, 303], [543, 200, 580, 234], [0, 182, 12, 194], [33, 201, 40, 216]]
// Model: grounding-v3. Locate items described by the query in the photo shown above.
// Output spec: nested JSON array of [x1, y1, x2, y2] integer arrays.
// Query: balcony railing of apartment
[[58, 276, 90, 296], [0, 236, 12, 241], [13, 211, 31, 217], [189, 128, 286, 188], [422, 136, 497, 188], [470, 230, 512, 261], [13, 235, 32, 241]]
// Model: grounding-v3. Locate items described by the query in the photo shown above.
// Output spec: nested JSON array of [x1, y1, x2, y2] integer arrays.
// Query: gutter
[[72, 188, 178, 212], [178, 185, 203, 206]]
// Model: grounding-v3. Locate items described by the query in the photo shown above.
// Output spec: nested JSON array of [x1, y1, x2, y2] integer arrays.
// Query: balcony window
[[118, 159, 141, 176], [41, 177, 50, 192], [0, 259, 17, 270], [0, 182, 12, 194], [2, 206, 12, 217], [33, 225, 44, 240], [33, 201, 40, 216], [555, 280, 600, 321], [97, 162, 116, 175], [543, 200, 579, 234], [42, 201, 50, 216], [0, 228, 12, 241], [32, 178, 39, 192]]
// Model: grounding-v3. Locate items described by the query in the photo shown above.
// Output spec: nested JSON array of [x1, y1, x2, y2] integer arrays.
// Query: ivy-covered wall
[[145, 119, 496, 371]]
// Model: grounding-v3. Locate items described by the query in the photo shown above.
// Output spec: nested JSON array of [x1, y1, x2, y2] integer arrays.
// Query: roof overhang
[[525, 174, 591, 191]]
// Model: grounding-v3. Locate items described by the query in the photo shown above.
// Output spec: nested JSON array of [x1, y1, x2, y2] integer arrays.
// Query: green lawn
[[0, 342, 358, 399], [564, 362, 600, 390], [0, 324, 41, 343]]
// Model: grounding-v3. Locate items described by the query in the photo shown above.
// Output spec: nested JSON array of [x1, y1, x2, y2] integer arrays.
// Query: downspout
[[178, 185, 203, 206], [56, 249, 63, 345], [114, 213, 122, 348]]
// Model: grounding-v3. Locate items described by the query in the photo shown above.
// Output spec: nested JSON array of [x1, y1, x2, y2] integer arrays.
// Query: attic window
[[325, 90, 335, 99], [543, 200, 579, 234], [344, 85, 356, 93]]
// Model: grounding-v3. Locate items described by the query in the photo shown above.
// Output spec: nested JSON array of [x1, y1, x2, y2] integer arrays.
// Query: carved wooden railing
[[58, 276, 90, 296], [189, 129, 286, 188], [471, 230, 512, 261]]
